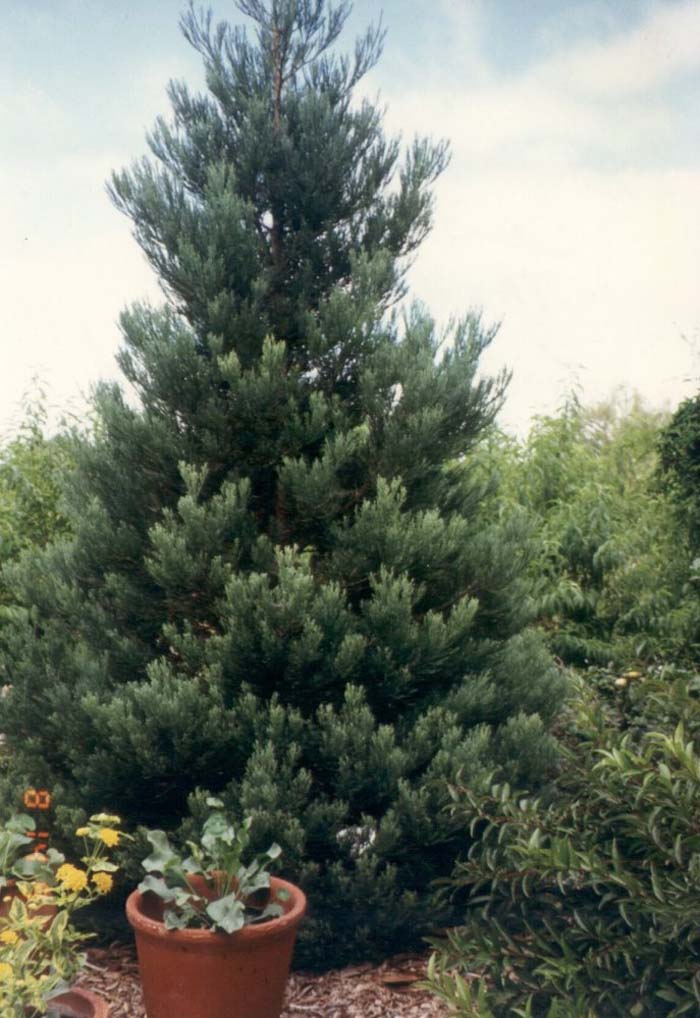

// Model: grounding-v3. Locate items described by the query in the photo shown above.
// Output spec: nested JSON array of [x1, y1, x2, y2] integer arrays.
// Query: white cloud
[[2, 0, 698, 439], [546, 0, 700, 96], [0, 47, 196, 432], [381, 79, 674, 167], [369, 1, 700, 432], [408, 164, 700, 432], [0, 146, 160, 434], [435, 0, 491, 85], [376, 3, 700, 167], [0, 77, 75, 160]]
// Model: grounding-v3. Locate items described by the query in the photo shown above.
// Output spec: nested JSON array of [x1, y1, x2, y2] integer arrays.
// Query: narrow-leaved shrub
[[428, 673, 700, 1017]]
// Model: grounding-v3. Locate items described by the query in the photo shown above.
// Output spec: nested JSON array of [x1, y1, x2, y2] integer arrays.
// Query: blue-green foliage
[[0, 1, 564, 967]]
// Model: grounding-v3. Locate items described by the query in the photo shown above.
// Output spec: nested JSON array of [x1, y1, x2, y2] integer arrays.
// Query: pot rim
[[126, 874, 306, 945], [51, 985, 110, 1016]]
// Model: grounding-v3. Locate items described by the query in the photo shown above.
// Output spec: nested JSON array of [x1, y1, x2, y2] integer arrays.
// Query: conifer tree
[[0, 0, 565, 965]]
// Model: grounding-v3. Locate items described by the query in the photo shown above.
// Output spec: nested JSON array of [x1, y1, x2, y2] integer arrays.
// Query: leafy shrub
[[0, 394, 73, 612], [0, 396, 75, 697], [470, 393, 700, 667], [659, 393, 700, 552], [427, 672, 700, 1017]]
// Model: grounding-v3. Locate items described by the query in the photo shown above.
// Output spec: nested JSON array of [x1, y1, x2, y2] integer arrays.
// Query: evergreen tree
[[0, 0, 565, 965]]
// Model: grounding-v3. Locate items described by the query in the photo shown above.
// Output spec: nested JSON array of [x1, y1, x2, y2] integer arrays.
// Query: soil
[[75, 943, 451, 1018]]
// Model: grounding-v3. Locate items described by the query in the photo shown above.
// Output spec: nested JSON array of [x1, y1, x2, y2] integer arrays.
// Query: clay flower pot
[[45, 987, 110, 1017], [126, 875, 306, 1018]]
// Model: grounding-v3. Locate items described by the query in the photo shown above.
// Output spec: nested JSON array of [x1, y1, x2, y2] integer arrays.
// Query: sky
[[2, 0, 700, 436]]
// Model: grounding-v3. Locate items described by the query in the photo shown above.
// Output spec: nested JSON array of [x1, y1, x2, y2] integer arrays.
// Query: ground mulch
[[77, 943, 451, 1017]]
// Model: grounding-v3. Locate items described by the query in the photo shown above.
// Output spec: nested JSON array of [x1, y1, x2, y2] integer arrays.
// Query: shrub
[[470, 393, 700, 667], [0, 395, 74, 693], [659, 393, 700, 552], [0, 394, 72, 581], [427, 672, 700, 1017]]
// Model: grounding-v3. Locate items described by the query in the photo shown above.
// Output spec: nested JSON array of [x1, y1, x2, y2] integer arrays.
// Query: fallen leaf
[[379, 969, 422, 986]]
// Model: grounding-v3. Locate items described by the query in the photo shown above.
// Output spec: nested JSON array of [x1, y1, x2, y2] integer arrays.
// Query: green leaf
[[206, 893, 246, 934], [5, 813, 35, 834], [252, 902, 284, 922], [91, 860, 119, 873], [138, 874, 180, 901], [142, 830, 180, 872], [656, 988, 681, 1004], [164, 908, 189, 930]]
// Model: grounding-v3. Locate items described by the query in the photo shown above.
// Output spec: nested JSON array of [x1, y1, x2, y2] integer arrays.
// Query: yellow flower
[[0, 962, 11, 980], [75, 826, 90, 837], [0, 931, 18, 945], [56, 864, 88, 892], [98, 828, 120, 847], [92, 872, 113, 895]]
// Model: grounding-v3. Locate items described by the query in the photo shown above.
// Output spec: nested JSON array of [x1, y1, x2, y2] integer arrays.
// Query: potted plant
[[126, 798, 306, 1018], [0, 812, 124, 1017]]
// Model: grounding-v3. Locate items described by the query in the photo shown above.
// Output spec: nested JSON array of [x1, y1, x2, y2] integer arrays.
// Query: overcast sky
[[2, 0, 699, 436]]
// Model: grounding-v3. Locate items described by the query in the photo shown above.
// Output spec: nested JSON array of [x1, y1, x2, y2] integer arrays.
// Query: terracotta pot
[[44, 987, 110, 1017], [126, 875, 306, 1018]]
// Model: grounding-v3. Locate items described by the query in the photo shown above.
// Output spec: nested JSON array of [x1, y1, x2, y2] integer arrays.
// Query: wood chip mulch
[[76, 943, 451, 1017]]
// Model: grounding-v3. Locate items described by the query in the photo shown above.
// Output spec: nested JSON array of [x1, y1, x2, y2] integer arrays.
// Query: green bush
[[427, 672, 700, 1017], [0, 394, 72, 575], [659, 394, 700, 552], [0, 395, 75, 698], [469, 394, 700, 667]]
